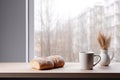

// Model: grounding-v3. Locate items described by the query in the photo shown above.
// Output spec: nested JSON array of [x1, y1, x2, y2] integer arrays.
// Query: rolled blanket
[[30, 57, 54, 70], [47, 55, 65, 68]]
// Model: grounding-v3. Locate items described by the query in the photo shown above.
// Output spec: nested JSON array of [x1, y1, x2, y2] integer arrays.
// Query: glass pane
[[34, 0, 120, 62]]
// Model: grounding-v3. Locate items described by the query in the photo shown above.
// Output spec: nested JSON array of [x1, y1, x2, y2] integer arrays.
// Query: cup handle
[[93, 55, 101, 66]]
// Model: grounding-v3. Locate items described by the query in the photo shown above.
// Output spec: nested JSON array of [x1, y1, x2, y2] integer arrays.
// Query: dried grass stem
[[97, 32, 111, 50]]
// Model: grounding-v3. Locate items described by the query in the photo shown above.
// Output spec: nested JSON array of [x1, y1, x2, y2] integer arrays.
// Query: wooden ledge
[[0, 62, 120, 78]]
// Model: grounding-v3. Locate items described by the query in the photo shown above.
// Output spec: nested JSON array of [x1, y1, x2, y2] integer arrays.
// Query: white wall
[[0, 0, 26, 62]]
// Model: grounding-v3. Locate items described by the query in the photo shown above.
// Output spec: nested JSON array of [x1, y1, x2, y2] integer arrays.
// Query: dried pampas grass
[[97, 32, 111, 50]]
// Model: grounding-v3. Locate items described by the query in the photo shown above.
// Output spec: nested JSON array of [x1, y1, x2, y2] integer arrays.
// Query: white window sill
[[0, 62, 120, 78]]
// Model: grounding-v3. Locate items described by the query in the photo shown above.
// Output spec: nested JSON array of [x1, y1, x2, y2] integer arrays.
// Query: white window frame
[[26, 0, 29, 62], [27, 0, 34, 62]]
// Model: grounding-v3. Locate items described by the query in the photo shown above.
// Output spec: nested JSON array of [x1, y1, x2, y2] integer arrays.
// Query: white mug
[[79, 52, 101, 70]]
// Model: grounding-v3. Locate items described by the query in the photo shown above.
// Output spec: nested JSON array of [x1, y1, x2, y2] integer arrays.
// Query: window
[[33, 0, 120, 62]]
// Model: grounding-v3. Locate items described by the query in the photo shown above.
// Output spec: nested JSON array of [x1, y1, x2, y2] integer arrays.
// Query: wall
[[0, 0, 26, 62]]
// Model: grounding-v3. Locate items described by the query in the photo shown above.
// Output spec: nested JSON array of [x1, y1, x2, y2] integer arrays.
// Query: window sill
[[0, 62, 120, 78]]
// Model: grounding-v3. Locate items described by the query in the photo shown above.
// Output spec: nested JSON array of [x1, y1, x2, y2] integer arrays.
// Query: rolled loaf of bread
[[30, 57, 54, 70], [47, 55, 65, 68]]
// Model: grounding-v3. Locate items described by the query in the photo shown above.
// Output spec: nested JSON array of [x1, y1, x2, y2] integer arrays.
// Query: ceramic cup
[[79, 52, 101, 70]]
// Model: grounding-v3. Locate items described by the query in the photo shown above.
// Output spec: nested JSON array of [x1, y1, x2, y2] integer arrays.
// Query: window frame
[[28, 0, 120, 62], [28, 0, 34, 62]]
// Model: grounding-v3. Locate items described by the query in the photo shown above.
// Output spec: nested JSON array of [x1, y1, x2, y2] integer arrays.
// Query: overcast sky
[[53, 0, 105, 18], [35, 0, 105, 31]]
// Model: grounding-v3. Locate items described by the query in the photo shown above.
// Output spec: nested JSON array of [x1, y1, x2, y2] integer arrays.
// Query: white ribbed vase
[[99, 50, 111, 66]]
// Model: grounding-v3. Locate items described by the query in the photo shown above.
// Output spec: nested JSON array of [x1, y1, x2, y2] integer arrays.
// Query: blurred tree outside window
[[34, 0, 120, 62]]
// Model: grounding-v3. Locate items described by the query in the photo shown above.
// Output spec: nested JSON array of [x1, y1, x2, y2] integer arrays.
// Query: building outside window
[[34, 0, 120, 62]]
